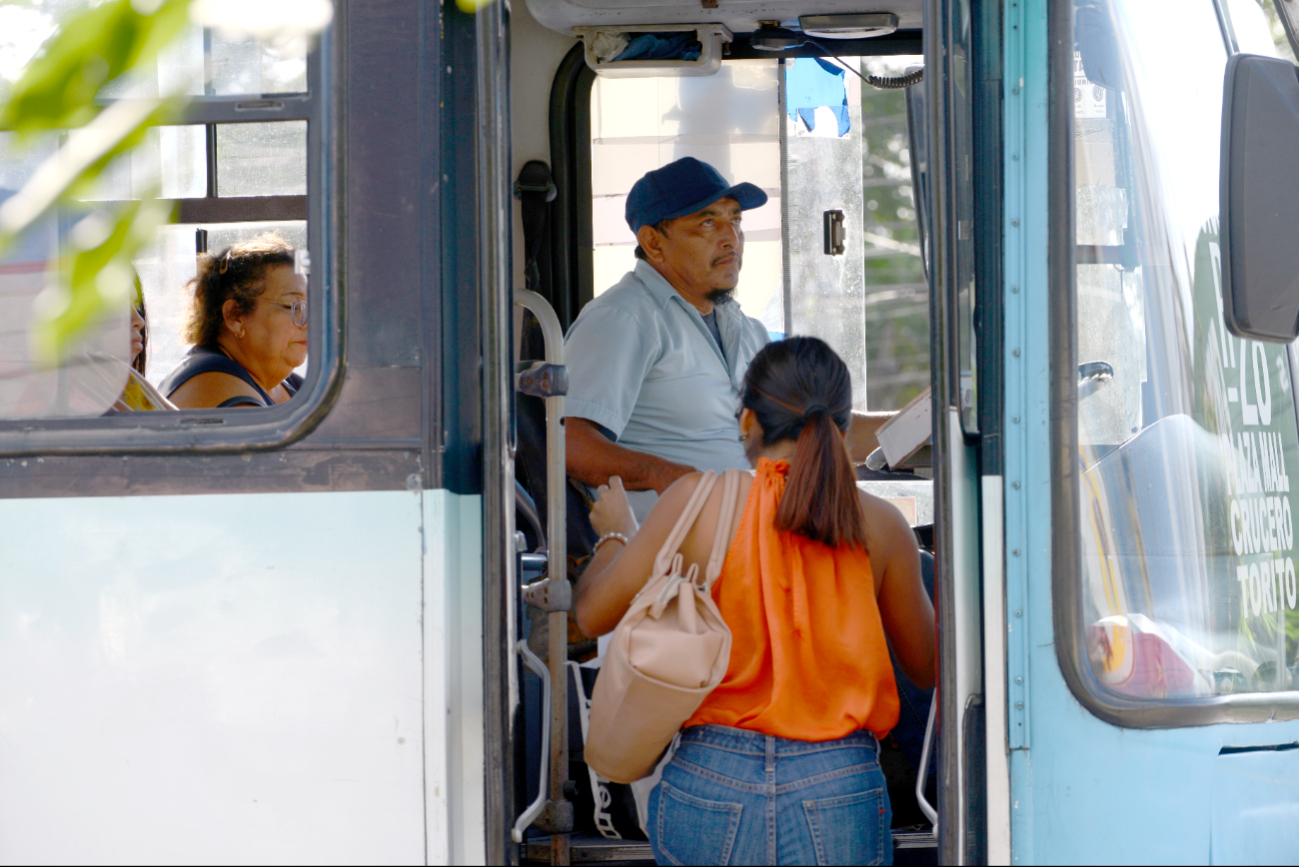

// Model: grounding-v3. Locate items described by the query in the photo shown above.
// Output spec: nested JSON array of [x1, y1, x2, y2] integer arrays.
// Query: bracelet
[[593, 532, 630, 554]]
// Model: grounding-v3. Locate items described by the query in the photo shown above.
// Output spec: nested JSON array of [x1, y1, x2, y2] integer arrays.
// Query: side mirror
[[1220, 53, 1299, 343]]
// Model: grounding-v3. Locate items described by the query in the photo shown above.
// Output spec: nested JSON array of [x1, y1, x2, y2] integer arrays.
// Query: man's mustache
[[713, 252, 741, 267]]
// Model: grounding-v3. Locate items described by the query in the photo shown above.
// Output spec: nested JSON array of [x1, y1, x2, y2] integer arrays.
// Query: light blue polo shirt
[[565, 260, 771, 517]]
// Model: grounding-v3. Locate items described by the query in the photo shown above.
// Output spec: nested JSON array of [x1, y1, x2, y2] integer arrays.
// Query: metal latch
[[516, 362, 568, 398], [523, 577, 571, 612], [823, 209, 846, 255]]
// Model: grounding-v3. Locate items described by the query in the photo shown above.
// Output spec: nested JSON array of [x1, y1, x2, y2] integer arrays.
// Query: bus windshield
[[1074, 0, 1299, 701]]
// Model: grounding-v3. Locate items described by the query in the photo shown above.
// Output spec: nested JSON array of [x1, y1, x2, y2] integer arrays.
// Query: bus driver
[[564, 157, 770, 520], [565, 157, 889, 519]]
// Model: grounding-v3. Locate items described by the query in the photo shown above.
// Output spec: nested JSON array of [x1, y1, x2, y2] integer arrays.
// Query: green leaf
[[0, 95, 179, 245], [30, 196, 175, 367], [0, 0, 195, 365], [0, 0, 192, 137]]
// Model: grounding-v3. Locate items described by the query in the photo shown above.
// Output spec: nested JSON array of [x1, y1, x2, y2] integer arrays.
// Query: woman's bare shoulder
[[858, 487, 918, 554], [659, 469, 752, 565], [168, 370, 262, 409], [857, 487, 912, 525], [658, 471, 707, 506]]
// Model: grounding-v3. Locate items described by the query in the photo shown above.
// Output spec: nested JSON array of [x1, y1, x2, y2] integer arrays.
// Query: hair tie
[[217, 251, 231, 274], [803, 403, 830, 420]]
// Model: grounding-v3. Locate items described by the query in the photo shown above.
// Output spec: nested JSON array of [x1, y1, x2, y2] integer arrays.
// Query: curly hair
[[183, 234, 296, 348]]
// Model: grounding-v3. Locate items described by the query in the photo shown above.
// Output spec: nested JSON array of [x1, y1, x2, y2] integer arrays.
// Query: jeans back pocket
[[652, 780, 744, 866], [802, 788, 890, 866]]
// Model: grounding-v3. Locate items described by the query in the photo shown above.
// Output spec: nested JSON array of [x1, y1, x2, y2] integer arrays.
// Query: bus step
[[523, 831, 938, 865], [523, 836, 655, 865], [893, 829, 939, 866]]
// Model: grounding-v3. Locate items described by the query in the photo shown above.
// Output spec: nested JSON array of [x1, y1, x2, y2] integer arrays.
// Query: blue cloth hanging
[[614, 33, 703, 62], [785, 57, 850, 137]]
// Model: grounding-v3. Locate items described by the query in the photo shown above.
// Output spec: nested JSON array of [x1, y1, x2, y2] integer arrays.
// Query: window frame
[[1050, 0, 1299, 727], [0, 26, 341, 457]]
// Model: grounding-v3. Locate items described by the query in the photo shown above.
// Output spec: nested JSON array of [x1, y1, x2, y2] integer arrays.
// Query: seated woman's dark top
[[160, 345, 304, 408]]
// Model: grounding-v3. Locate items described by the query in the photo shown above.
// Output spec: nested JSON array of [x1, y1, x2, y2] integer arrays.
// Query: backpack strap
[[704, 468, 742, 588], [651, 471, 721, 576]]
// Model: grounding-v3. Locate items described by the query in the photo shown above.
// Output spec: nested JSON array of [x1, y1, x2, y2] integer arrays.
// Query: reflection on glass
[[1261, 0, 1299, 63], [217, 121, 307, 198], [2, 4, 308, 103], [0, 238, 133, 419], [1074, 0, 1298, 700], [77, 125, 207, 201], [207, 29, 308, 95], [949, 0, 976, 430], [0, 132, 136, 419], [97, 21, 208, 99]]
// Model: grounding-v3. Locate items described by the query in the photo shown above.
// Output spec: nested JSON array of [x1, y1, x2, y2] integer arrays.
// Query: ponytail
[[742, 337, 869, 551], [776, 408, 869, 550]]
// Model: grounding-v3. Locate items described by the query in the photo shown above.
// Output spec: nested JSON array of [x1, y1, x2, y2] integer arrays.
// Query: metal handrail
[[916, 692, 939, 832], [514, 289, 571, 865], [512, 640, 552, 843]]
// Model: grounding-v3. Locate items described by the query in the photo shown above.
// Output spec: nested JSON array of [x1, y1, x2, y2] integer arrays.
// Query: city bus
[[1, 0, 1298, 863]]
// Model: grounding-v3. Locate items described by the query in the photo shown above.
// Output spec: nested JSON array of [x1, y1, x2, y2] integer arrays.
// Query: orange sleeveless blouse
[[684, 458, 900, 741]]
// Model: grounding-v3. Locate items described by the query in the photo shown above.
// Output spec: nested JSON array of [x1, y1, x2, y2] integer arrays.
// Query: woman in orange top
[[576, 336, 935, 866]]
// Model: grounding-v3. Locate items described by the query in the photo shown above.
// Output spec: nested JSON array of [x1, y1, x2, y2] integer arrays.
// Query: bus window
[[92, 15, 310, 99], [0, 4, 326, 438], [859, 56, 928, 411], [1072, 0, 1299, 706], [1259, 0, 1299, 64], [586, 53, 929, 413]]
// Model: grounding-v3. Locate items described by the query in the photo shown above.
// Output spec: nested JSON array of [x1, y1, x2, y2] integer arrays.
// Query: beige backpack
[[585, 468, 742, 784]]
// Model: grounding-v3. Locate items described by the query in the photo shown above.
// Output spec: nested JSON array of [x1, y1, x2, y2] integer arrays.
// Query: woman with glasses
[[161, 234, 308, 409]]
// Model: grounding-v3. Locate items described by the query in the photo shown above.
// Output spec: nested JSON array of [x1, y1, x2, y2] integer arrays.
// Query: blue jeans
[[647, 725, 893, 866]]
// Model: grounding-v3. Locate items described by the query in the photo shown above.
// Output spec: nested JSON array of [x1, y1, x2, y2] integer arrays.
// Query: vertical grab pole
[[475, 2, 516, 862], [515, 289, 572, 865]]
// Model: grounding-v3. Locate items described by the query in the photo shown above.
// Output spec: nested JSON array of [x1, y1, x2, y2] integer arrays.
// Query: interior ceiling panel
[[523, 0, 923, 37]]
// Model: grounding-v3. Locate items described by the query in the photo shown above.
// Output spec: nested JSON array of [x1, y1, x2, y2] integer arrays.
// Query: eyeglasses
[[255, 297, 308, 328]]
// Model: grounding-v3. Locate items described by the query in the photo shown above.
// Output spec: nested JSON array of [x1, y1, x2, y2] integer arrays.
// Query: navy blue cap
[[625, 157, 769, 233]]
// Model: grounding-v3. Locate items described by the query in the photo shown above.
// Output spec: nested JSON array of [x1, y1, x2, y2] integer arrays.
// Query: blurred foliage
[[0, 0, 189, 137], [859, 56, 929, 411], [38, 197, 173, 363], [0, 0, 189, 366]]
